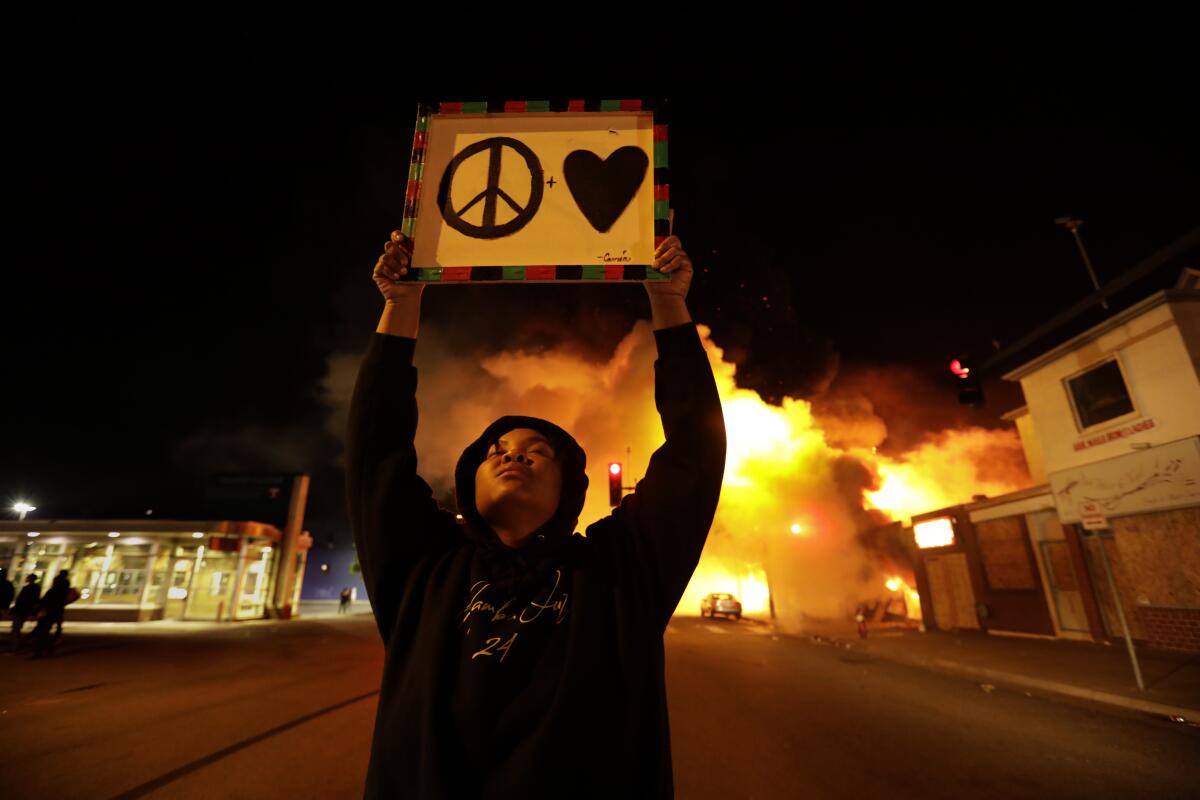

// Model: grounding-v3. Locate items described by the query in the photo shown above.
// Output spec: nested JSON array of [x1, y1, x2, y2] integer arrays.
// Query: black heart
[[562, 147, 649, 233]]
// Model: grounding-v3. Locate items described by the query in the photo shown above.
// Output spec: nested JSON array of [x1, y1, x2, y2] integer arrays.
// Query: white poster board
[[404, 103, 668, 282]]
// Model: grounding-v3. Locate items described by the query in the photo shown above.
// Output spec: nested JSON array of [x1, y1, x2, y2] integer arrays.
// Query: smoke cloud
[[321, 318, 1031, 632]]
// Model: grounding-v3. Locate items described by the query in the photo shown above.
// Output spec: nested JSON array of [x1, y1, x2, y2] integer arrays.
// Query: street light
[[1055, 216, 1108, 309], [13, 501, 36, 521]]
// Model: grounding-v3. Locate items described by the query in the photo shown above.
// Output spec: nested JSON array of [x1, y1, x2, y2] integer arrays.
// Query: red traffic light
[[950, 358, 984, 406], [608, 462, 623, 506]]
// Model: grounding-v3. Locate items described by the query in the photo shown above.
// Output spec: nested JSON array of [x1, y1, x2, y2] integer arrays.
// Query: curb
[[822, 635, 1200, 721], [922, 654, 1198, 719]]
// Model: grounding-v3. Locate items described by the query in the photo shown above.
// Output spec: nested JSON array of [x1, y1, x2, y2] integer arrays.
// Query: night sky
[[5, 11, 1198, 533]]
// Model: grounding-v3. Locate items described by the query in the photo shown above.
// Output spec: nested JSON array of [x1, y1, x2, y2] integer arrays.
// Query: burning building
[[906, 264, 1200, 654]]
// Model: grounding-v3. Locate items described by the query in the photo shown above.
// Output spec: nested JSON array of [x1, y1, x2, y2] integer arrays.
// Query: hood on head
[[454, 415, 588, 547]]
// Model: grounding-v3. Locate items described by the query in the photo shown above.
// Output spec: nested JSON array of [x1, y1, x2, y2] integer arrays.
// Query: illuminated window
[[1065, 358, 1135, 430], [914, 517, 955, 549]]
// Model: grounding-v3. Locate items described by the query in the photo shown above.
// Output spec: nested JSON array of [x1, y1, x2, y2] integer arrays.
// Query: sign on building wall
[[1050, 436, 1200, 523], [1078, 501, 1109, 531], [1072, 417, 1157, 452]]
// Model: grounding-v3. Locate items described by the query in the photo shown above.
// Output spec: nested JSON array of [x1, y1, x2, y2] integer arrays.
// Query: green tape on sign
[[654, 143, 669, 168], [415, 268, 442, 281], [526, 100, 550, 112], [645, 269, 671, 281], [401, 218, 416, 237], [463, 102, 488, 113], [502, 266, 526, 280], [600, 100, 620, 112], [408, 163, 424, 181], [416, 115, 429, 132], [582, 266, 606, 280], [654, 200, 670, 219]]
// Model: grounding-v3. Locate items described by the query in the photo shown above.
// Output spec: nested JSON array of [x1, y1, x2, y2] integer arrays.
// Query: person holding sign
[[347, 229, 725, 798]]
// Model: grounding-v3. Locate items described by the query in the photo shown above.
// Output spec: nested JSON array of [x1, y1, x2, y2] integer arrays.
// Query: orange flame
[[672, 330, 1029, 624], [865, 428, 1031, 524], [884, 575, 923, 621]]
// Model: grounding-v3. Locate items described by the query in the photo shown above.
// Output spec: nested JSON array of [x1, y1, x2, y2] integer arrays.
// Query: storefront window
[[0, 533, 280, 620], [164, 544, 198, 619], [16, 542, 72, 587], [144, 547, 171, 606], [74, 543, 110, 603], [103, 555, 148, 602], [187, 547, 239, 620], [71, 542, 151, 605], [236, 541, 277, 619]]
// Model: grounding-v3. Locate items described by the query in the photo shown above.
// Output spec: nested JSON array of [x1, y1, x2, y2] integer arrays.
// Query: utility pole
[[1056, 216, 1108, 309]]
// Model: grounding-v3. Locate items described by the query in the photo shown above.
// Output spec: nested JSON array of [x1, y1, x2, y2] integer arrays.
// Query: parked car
[[700, 592, 742, 620]]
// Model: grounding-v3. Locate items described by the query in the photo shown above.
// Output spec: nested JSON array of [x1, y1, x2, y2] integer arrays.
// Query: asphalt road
[[0, 615, 1196, 799]]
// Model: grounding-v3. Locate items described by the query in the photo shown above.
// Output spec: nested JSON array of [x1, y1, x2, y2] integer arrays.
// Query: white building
[[909, 267, 1200, 652], [998, 269, 1200, 651]]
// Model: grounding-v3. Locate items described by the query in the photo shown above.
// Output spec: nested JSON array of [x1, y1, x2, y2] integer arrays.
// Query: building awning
[[964, 484, 1055, 523], [0, 519, 283, 543]]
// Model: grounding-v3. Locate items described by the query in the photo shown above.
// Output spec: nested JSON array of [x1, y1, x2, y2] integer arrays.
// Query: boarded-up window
[[976, 517, 1037, 590], [926, 552, 979, 630]]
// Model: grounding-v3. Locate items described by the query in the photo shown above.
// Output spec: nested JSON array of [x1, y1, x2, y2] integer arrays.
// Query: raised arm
[[615, 236, 727, 627], [346, 232, 460, 643], [375, 230, 422, 337]]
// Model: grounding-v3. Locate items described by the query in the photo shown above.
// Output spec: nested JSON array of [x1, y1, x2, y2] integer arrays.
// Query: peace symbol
[[436, 137, 544, 239]]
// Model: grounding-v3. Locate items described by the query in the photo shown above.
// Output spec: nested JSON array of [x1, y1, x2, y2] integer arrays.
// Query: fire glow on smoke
[[405, 321, 1030, 630]]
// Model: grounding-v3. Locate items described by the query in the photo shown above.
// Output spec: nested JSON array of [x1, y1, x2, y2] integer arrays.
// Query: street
[[1, 615, 1196, 799]]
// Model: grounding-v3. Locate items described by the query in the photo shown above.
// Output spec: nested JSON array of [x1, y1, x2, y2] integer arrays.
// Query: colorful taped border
[[403, 100, 670, 281], [413, 266, 670, 282]]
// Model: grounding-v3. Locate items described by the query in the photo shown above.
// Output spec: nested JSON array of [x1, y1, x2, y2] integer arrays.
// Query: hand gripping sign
[[402, 100, 670, 283]]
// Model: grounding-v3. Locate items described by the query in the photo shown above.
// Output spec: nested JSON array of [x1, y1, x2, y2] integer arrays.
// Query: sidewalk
[[791, 618, 1200, 721]]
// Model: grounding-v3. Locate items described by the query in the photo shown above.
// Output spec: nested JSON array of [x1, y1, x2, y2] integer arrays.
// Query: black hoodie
[[347, 323, 725, 799]]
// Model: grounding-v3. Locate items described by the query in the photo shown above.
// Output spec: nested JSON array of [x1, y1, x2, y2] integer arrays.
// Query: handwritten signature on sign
[[462, 569, 570, 662], [595, 250, 632, 264]]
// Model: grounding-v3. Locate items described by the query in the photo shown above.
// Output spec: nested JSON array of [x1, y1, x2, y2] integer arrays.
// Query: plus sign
[[546, 176, 557, 188]]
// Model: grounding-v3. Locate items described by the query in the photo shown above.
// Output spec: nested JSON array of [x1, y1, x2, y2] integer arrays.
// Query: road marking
[[104, 689, 379, 800], [702, 624, 729, 635]]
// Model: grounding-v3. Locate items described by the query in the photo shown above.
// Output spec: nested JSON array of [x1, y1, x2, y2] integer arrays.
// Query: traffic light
[[950, 358, 984, 407], [608, 462, 623, 506]]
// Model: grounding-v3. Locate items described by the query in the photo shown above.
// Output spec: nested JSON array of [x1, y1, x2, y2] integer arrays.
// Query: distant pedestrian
[[0, 568, 14, 618], [43, 570, 73, 641], [30, 609, 54, 658], [30, 571, 71, 658], [339, 587, 352, 614], [855, 603, 869, 639], [11, 574, 41, 651]]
